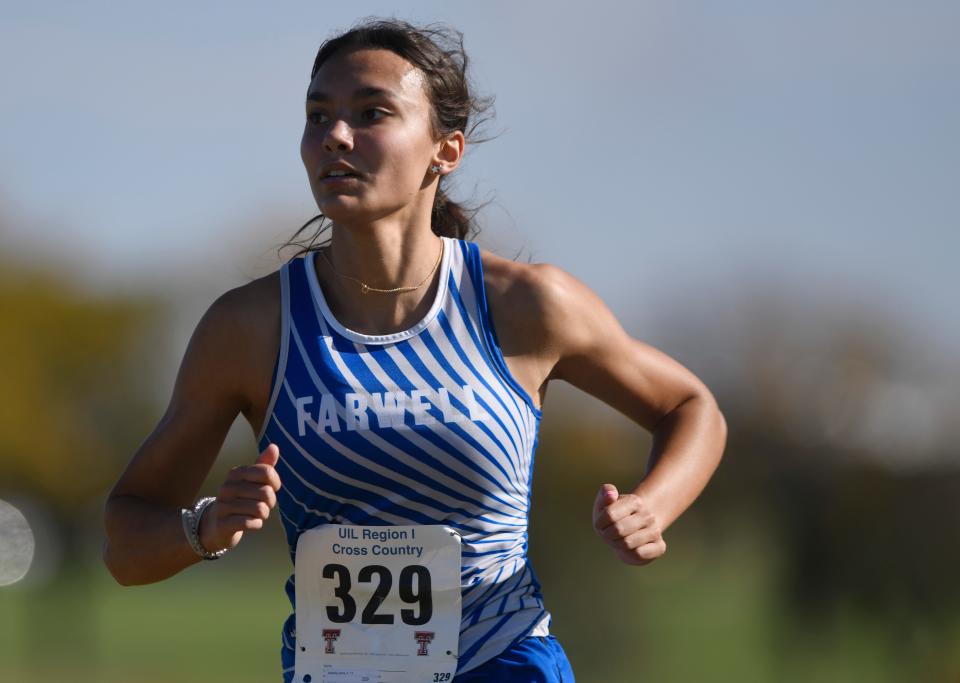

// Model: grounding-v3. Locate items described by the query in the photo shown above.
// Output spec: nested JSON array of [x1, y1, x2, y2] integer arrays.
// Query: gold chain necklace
[[319, 240, 443, 295]]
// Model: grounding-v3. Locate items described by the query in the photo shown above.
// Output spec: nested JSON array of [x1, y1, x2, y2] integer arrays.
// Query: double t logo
[[322, 629, 341, 654], [414, 631, 435, 656]]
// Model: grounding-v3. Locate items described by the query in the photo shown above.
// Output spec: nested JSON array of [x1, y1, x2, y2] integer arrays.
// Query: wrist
[[197, 499, 221, 551], [181, 497, 229, 561]]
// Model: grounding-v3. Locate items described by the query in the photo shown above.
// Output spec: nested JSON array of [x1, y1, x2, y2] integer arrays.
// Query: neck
[[316, 212, 446, 335], [328, 222, 441, 288]]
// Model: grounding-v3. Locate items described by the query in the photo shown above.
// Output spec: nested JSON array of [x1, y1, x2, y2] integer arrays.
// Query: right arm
[[102, 288, 280, 586]]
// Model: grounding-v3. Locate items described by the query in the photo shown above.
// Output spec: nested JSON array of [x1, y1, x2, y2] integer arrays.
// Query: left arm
[[530, 264, 728, 565]]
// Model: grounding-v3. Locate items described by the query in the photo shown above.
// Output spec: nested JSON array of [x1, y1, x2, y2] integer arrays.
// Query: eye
[[307, 111, 328, 125], [361, 108, 387, 122]]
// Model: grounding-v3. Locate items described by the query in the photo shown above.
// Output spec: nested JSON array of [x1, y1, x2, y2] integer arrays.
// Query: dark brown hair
[[279, 18, 495, 258]]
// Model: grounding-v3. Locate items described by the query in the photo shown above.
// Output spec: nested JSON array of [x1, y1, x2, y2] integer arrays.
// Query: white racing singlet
[[256, 237, 550, 682]]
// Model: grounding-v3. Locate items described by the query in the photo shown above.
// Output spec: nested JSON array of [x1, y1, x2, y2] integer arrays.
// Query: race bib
[[294, 525, 462, 683]]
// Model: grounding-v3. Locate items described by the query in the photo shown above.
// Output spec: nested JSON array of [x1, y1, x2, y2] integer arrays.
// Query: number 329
[[323, 563, 433, 626]]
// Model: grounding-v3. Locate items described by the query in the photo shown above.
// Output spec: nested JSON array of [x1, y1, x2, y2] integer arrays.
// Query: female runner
[[103, 18, 727, 683]]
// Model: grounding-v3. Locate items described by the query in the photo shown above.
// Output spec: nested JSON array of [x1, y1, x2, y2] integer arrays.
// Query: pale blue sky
[[2, 1, 958, 346]]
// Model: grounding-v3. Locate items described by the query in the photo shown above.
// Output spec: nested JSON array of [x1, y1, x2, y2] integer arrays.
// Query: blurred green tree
[[0, 261, 162, 563]]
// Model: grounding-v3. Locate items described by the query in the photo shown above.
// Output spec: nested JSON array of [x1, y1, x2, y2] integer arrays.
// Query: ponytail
[[431, 186, 478, 241]]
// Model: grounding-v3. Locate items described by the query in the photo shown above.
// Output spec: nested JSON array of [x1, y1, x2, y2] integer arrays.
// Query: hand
[[199, 444, 282, 553], [592, 484, 666, 566]]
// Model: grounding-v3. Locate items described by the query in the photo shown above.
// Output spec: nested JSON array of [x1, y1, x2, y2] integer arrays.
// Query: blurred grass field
[[0, 561, 289, 682], [3, 512, 954, 683]]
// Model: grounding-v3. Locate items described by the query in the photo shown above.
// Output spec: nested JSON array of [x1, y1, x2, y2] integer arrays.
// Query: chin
[[317, 199, 382, 226], [315, 193, 411, 226], [315, 194, 362, 219]]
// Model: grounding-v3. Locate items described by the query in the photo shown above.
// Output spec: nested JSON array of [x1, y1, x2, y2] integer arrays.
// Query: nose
[[323, 119, 353, 152]]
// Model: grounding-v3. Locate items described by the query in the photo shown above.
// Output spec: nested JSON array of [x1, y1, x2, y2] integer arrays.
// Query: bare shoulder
[[211, 269, 281, 338], [479, 249, 612, 355], [478, 249, 611, 401], [477, 249, 542, 307], [178, 271, 280, 419], [204, 269, 281, 421], [478, 249, 557, 336]]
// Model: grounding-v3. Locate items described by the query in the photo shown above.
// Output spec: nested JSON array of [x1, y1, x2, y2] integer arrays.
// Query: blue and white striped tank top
[[255, 237, 550, 681]]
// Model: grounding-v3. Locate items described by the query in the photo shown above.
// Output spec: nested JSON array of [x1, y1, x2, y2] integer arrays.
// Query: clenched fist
[[592, 484, 666, 566], [199, 444, 282, 554]]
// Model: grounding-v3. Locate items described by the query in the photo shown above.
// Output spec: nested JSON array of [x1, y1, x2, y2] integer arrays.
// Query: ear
[[431, 130, 466, 175]]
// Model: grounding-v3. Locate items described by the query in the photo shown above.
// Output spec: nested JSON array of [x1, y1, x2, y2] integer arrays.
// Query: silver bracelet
[[180, 496, 229, 561]]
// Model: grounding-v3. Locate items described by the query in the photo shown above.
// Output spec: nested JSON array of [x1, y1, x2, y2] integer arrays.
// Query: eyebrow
[[306, 87, 395, 103]]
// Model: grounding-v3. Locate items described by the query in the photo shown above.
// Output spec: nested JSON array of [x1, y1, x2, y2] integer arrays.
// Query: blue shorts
[[453, 635, 575, 682]]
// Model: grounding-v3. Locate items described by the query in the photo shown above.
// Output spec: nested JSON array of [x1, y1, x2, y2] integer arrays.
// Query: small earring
[[430, 164, 443, 174]]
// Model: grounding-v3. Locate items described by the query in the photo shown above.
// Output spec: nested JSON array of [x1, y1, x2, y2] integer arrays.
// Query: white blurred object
[[0, 498, 35, 586]]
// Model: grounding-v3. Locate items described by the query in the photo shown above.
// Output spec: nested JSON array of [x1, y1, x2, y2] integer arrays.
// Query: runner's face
[[301, 48, 439, 223]]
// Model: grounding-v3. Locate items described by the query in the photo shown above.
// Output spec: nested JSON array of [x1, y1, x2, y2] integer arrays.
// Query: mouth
[[319, 171, 361, 185], [318, 162, 363, 184]]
